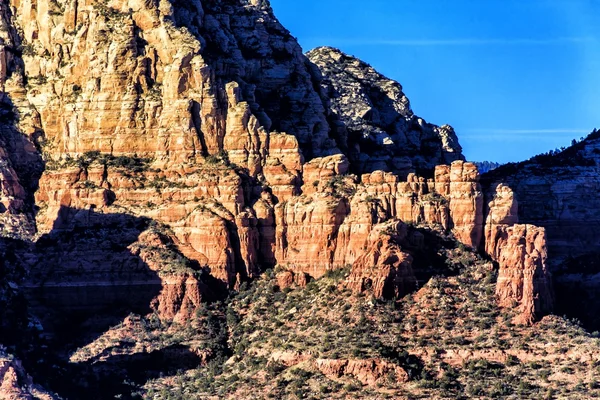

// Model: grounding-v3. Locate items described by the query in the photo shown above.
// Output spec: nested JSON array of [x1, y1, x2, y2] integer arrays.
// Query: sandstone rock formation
[[30, 148, 551, 326], [0, 0, 557, 350], [0, 0, 44, 239], [345, 221, 417, 299], [482, 130, 600, 328], [275, 269, 309, 289], [20, 208, 225, 336], [315, 358, 409, 386], [307, 46, 464, 177], [272, 159, 484, 275], [0, 348, 56, 400], [493, 224, 554, 325], [482, 131, 600, 266], [1, 1, 599, 399]]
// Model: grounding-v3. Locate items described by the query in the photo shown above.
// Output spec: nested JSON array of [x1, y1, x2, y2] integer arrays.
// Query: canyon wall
[[0, 0, 44, 239], [482, 133, 600, 266], [482, 132, 600, 328], [0, 0, 556, 328]]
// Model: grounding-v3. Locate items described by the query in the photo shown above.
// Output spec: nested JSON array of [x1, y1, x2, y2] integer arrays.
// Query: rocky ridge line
[[307, 46, 463, 177]]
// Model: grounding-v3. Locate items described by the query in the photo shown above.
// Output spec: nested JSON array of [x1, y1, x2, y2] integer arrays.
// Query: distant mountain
[[473, 161, 502, 173]]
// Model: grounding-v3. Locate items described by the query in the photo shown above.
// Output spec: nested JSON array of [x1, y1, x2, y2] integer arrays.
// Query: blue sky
[[270, 0, 600, 163]]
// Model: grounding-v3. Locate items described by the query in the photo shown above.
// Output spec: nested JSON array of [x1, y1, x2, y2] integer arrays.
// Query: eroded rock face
[[275, 269, 308, 289], [272, 160, 482, 274], [483, 181, 554, 324], [14, 0, 334, 164], [0, 348, 56, 400], [12, 0, 336, 304], [482, 132, 600, 327], [315, 358, 409, 386], [346, 221, 417, 299], [493, 224, 554, 325], [0, 0, 555, 330], [307, 46, 464, 177], [0, 138, 28, 235], [22, 209, 220, 333], [0, 0, 44, 239], [482, 134, 600, 266]]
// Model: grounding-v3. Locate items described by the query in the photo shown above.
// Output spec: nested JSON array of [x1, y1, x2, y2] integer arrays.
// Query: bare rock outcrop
[[23, 210, 216, 329], [14, 0, 334, 165], [346, 221, 417, 299], [0, 348, 56, 400], [483, 179, 554, 324], [482, 130, 600, 327], [0, 0, 559, 331], [275, 269, 309, 289], [267, 158, 553, 324], [482, 132, 600, 265], [315, 358, 409, 386], [494, 224, 554, 325], [0, 0, 44, 239], [307, 46, 463, 177]]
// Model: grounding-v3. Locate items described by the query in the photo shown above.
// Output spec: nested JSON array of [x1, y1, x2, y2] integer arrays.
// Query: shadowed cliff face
[[482, 132, 600, 267], [17, 207, 217, 399], [0, 0, 45, 239], [0, 208, 213, 399], [0, 87, 44, 238], [482, 130, 600, 329], [185, 0, 334, 160], [24, 206, 227, 343], [0, 237, 31, 348], [552, 253, 600, 331], [24, 209, 162, 347]]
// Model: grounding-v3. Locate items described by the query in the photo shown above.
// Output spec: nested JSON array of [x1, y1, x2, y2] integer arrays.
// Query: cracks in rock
[[190, 100, 208, 156]]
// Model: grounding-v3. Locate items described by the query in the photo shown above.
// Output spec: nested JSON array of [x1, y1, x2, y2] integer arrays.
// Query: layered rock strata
[[482, 132, 600, 265], [482, 130, 600, 327], [493, 224, 554, 324], [0, 0, 555, 327], [273, 160, 483, 275], [0, 0, 44, 239], [315, 358, 409, 387], [344, 221, 417, 299]]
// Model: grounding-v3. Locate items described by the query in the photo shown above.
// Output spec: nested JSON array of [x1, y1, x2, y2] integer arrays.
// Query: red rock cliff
[[0, 0, 554, 327]]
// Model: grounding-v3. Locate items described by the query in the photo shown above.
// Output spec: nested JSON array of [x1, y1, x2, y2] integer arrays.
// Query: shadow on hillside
[[20, 207, 212, 399], [48, 344, 203, 400], [405, 226, 469, 285], [481, 159, 600, 331], [0, 93, 45, 220], [368, 225, 474, 300], [0, 237, 31, 346], [553, 252, 600, 332], [25, 208, 163, 348]]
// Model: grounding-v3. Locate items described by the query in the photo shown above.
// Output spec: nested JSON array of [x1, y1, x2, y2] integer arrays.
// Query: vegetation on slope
[[484, 128, 600, 179], [3, 225, 599, 399], [57, 227, 598, 399]]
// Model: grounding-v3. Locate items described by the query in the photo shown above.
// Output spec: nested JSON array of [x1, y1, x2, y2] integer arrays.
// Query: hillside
[[0, 0, 598, 399]]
